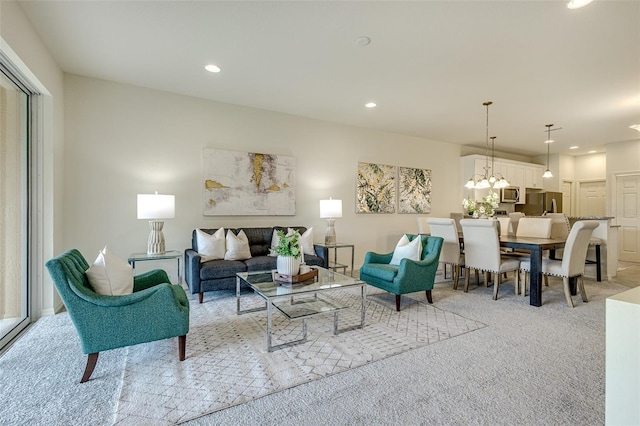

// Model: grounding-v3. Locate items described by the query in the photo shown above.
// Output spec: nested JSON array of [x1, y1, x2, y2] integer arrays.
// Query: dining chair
[[497, 217, 512, 236], [545, 213, 571, 239], [508, 212, 525, 235], [427, 218, 464, 290], [520, 220, 598, 307], [513, 217, 553, 292], [460, 219, 520, 299], [416, 217, 430, 234]]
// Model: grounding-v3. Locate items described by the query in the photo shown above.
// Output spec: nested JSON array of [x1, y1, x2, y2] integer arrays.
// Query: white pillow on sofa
[[268, 229, 280, 257], [86, 246, 134, 295], [298, 227, 314, 258], [224, 230, 252, 261], [389, 235, 422, 266], [196, 228, 226, 262]]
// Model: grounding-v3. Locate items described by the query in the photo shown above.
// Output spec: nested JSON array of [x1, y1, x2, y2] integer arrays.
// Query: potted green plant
[[274, 229, 301, 275]]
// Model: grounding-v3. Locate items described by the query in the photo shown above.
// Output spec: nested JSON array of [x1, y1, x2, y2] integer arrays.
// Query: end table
[[128, 250, 182, 285], [314, 242, 355, 277]]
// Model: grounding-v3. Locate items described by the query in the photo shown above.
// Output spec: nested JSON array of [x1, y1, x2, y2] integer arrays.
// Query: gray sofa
[[185, 226, 327, 303]]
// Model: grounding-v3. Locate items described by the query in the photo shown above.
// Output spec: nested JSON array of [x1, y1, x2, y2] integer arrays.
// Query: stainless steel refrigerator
[[515, 191, 563, 216]]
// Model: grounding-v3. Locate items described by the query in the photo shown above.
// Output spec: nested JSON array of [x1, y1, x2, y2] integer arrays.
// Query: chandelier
[[464, 101, 510, 189]]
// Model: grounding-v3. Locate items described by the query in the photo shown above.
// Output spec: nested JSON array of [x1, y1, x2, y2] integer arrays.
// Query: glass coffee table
[[236, 266, 366, 352]]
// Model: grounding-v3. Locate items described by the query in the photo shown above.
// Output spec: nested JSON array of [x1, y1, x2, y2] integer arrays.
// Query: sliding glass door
[[0, 66, 30, 349]]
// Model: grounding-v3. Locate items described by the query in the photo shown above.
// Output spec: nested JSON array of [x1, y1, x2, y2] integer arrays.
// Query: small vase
[[277, 255, 301, 276]]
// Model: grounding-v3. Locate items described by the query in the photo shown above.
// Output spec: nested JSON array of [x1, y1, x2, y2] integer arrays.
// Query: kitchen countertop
[[568, 216, 613, 220]]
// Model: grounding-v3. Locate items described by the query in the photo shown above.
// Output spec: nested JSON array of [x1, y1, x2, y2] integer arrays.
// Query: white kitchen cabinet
[[462, 155, 544, 205]]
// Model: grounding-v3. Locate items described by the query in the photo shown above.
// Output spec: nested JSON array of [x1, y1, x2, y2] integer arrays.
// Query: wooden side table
[[314, 243, 355, 277], [128, 250, 182, 284]]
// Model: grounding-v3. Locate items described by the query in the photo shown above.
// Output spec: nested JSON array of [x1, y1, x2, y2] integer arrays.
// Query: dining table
[[498, 235, 567, 307], [457, 232, 568, 307]]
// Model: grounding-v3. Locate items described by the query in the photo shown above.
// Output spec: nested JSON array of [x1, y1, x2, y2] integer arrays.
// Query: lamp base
[[147, 220, 166, 255], [324, 218, 336, 245]]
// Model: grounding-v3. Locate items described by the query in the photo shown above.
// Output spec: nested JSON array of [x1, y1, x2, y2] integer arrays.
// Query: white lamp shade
[[137, 193, 175, 219], [319, 199, 342, 218]]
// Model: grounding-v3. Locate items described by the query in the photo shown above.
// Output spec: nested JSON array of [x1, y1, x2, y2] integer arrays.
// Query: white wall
[[64, 75, 463, 275], [0, 1, 65, 316], [574, 153, 606, 181]]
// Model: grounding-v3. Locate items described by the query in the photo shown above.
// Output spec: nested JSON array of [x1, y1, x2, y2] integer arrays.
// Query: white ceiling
[[17, 0, 640, 157]]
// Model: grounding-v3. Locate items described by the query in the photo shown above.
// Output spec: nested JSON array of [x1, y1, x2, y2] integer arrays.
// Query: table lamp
[[137, 192, 175, 255], [319, 198, 342, 245]]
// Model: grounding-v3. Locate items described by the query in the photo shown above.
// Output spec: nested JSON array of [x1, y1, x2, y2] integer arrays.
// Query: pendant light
[[464, 101, 493, 189], [543, 124, 554, 179]]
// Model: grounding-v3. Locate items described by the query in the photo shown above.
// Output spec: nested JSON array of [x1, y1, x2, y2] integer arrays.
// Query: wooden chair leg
[[464, 267, 470, 292], [198, 293, 204, 304], [453, 265, 460, 290], [475, 270, 479, 286], [425, 290, 433, 304], [579, 275, 589, 303], [563, 277, 574, 308], [484, 271, 490, 287], [544, 275, 549, 286], [178, 335, 186, 361], [80, 353, 99, 383], [493, 274, 500, 300], [395, 295, 401, 311]]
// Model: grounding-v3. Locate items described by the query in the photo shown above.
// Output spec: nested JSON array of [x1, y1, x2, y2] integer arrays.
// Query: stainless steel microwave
[[500, 186, 520, 203]]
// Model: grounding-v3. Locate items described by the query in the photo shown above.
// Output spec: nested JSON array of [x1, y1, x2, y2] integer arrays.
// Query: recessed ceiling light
[[630, 124, 640, 132], [545, 139, 554, 144], [205, 64, 221, 73], [588, 150, 597, 154], [365, 102, 377, 108], [567, 0, 594, 9], [569, 146, 579, 150]]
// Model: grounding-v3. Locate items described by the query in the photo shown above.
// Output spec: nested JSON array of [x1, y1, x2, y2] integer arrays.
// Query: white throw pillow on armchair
[[389, 234, 422, 266], [86, 246, 134, 295]]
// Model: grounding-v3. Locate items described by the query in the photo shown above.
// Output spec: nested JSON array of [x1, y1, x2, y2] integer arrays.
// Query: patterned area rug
[[114, 287, 486, 424]]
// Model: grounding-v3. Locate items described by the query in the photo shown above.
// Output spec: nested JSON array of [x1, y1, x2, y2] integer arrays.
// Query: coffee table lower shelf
[[236, 269, 366, 352]]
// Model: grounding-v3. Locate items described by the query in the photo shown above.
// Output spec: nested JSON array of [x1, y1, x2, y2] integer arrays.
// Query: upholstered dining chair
[[508, 212, 525, 235], [520, 220, 598, 307], [497, 217, 512, 237], [427, 218, 464, 289], [515, 217, 552, 238], [46, 249, 190, 383], [545, 213, 571, 240], [460, 219, 520, 299]]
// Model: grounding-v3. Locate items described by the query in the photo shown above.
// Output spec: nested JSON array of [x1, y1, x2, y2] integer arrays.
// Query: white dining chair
[[460, 219, 520, 299], [545, 213, 571, 240], [513, 217, 553, 292], [520, 220, 598, 307], [427, 218, 464, 289], [508, 212, 525, 235], [497, 217, 512, 236]]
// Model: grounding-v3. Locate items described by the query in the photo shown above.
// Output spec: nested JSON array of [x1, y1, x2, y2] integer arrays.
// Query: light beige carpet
[[114, 287, 486, 424]]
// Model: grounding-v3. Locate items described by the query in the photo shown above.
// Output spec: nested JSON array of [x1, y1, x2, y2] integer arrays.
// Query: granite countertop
[[568, 216, 613, 220]]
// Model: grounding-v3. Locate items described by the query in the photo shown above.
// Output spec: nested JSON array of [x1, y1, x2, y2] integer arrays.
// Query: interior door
[[578, 180, 606, 217], [617, 175, 640, 262], [561, 180, 572, 216]]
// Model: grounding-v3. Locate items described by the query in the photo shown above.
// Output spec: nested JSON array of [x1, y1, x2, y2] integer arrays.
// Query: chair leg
[[464, 267, 470, 292], [178, 335, 186, 361], [484, 271, 490, 287], [475, 270, 479, 286], [395, 295, 401, 311], [579, 275, 589, 303], [493, 274, 500, 300], [425, 290, 433, 304], [595, 244, 602, 282], [80, 353, 99, 383], [453, 265, 460, 290], [514, 272, 520, 295], [198, 293, 204, 304], [544, 275, 549, 287], [563, 277, 574, 308], [522, 272, 529, 297]]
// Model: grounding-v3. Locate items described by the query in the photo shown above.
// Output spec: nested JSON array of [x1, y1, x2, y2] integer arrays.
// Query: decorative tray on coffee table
[[273, 268, 319, 284]]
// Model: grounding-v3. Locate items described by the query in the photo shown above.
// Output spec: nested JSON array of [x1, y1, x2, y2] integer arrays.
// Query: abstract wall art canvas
[[356, 162, 396, 213], [398, 166, 432, 214], [202, 148, 296, 216]]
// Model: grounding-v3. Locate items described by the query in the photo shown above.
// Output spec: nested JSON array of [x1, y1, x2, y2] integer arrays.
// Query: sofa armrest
[[184, 249, 202, 294], [313, 244, 329, 268]]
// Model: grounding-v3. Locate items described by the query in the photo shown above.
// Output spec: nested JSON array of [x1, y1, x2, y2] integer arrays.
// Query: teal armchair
[[45, 249, 190, 383], [360, 235, 443, 311]]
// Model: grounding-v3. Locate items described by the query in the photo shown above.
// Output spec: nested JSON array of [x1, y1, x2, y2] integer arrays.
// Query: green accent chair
[[360, 235, 443, 311], [45, 249, 190, 383]]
